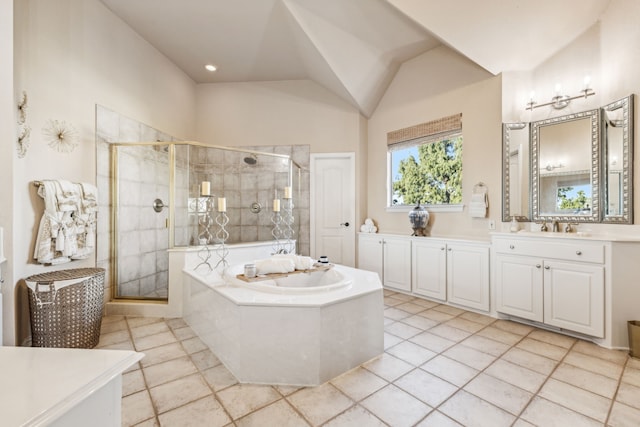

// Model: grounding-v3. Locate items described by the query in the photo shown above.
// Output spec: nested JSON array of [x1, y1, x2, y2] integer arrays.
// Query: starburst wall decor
[[43, 119, 79, 153]]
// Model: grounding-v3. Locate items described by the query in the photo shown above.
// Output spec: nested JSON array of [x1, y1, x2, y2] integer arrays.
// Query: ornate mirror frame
[[602, 95, 634, 224], [502, 123, 530, 222], [531, 109, 600, 223]]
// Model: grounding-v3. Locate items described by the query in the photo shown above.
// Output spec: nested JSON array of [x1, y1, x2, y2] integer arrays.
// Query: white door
[[311, 153, 355, 266]]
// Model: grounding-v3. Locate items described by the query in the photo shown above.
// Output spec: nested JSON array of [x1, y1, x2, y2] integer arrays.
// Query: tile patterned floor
[[98, 290, 640, 426]]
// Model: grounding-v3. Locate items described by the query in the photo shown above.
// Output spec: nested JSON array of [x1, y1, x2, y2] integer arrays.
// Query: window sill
[[385, 204, 464, 213]]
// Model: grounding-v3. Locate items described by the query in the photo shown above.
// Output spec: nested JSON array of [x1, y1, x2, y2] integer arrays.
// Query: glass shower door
[[113, 144, 171, 300]]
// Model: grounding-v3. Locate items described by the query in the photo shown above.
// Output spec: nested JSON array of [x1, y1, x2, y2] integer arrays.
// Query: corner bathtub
[[182, 263, 384, 386]]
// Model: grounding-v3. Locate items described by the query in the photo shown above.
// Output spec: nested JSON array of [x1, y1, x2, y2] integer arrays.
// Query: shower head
[[244, 154, 257, 165]]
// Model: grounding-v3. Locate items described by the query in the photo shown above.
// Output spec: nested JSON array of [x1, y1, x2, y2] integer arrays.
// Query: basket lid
[[25, 268, 105, 291]]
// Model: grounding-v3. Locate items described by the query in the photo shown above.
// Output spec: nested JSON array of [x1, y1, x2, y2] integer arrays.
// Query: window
[[387, 114, 463, 209]]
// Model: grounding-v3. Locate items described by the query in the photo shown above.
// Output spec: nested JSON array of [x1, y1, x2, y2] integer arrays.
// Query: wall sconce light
[[544, 162, 563, 171], [526, 76, 595, 111]]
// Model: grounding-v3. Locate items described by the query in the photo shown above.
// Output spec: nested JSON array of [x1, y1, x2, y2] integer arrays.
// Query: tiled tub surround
[[182, 263, 384, 386], [103, 290, 640, 426]]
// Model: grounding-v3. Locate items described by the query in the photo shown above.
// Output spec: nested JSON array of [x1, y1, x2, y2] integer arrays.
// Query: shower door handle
[[153, 198, 169, 213]]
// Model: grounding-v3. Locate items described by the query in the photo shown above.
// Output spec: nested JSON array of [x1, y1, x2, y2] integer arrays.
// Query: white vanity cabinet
[[412, 239, 447, 301], [446, 242, 490, 311], [412, 239, 490, 311], [357, 233, 411, 292], [358, 233, 490, 310], [494, 235, 605, 338], [357, 233, 383, 279]]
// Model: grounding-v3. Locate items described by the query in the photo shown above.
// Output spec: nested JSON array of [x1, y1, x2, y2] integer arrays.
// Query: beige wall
[[195, 80, 362, 152], [195, 80, 368, 242], [367, 47, 502, 238], [6, 0, 197, 344], [0, 0, 14, 344]]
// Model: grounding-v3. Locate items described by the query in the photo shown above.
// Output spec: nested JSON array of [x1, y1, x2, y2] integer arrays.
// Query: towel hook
[[473, 182, 487, 194]]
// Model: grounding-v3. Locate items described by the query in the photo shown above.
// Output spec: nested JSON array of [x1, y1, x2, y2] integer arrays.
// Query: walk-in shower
[[99, 142, 308, 303], [95, 106, 309, 303]]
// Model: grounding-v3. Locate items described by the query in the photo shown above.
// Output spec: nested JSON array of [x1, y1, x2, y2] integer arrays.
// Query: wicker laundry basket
[[26, 267, 105, 348]]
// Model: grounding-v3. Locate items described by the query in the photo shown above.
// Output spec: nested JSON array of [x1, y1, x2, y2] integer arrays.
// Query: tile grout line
[[603, 353, 631, 426], [126, 316, 161, 426]]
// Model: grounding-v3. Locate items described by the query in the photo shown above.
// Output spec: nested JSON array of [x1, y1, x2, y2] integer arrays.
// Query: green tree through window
[[557, 186, 591, 211], [391, 135, 463, 205]]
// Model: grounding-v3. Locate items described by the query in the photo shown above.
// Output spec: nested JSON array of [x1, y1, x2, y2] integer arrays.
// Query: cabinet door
[[543, 261, 604, 338], [447, 244, 490, 311], [383, 237, 412, 292], [357, 234, 383, 279], [495, 254, 543, 322], [412, 239, 447, 301]]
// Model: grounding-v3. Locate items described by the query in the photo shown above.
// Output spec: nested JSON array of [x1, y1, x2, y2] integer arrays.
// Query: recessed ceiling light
[[205, 64, 217, 72]]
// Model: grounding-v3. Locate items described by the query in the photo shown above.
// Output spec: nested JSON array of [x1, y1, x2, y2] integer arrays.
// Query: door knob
[[340, 222, 350, 227]]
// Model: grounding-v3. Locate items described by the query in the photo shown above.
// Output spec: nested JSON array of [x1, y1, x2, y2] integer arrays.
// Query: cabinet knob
[[447, 248, 452, 252], [509, 244, 515, 249], [440, 247, 445, 251], [544, 265, 550, 270], [536, 264, 541, 268], [576, 250, 582, 255]]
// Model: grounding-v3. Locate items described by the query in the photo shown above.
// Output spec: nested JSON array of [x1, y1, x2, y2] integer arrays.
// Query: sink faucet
[[552, 220, 559, 232], [540, 222, 548, 232], [565, 222, 577, 233]]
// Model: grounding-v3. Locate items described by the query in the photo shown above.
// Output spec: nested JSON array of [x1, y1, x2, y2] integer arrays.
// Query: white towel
[[34, 180, 71, 264], [255, 257, 296, 275], [55, 180, 80, 212], [360, 218, 378, 233], [271, 254, 315, 270], [469, 193, 488, 218]]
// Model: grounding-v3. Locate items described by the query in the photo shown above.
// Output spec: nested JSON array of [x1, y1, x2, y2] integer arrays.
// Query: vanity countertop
[[0, 346, 143, 426], [491, 231, 640, 242], [359, 231, 491, 244]]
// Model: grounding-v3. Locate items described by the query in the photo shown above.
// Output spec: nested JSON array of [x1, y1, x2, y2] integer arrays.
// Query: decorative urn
[[409, 203, 430, 236]]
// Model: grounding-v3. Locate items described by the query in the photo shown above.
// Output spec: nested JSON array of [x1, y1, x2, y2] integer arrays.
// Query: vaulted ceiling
[[99, 0, 610, 117]]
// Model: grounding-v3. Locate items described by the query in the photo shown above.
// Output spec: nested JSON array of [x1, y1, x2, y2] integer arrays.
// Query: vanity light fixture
[[526, 76, 595, 111], [205, 64, 217, 72], [544, 162, 563, 171]]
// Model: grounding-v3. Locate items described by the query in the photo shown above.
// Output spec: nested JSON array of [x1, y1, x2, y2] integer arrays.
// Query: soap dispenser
[[510, 217, 519, 232]]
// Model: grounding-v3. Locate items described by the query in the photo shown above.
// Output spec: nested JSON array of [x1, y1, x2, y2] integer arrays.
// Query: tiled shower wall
[[187, 145, 310, 256], [95, 106, 311, 299]]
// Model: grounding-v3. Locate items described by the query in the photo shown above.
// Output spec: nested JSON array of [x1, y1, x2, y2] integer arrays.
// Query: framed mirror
[[531, 109, 600, 223], [502, 123, 530, 221], [602, 95, 634, 224]]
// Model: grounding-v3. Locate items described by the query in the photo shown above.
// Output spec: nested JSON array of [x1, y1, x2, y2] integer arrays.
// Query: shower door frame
[[110, 141, 176, 302]]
